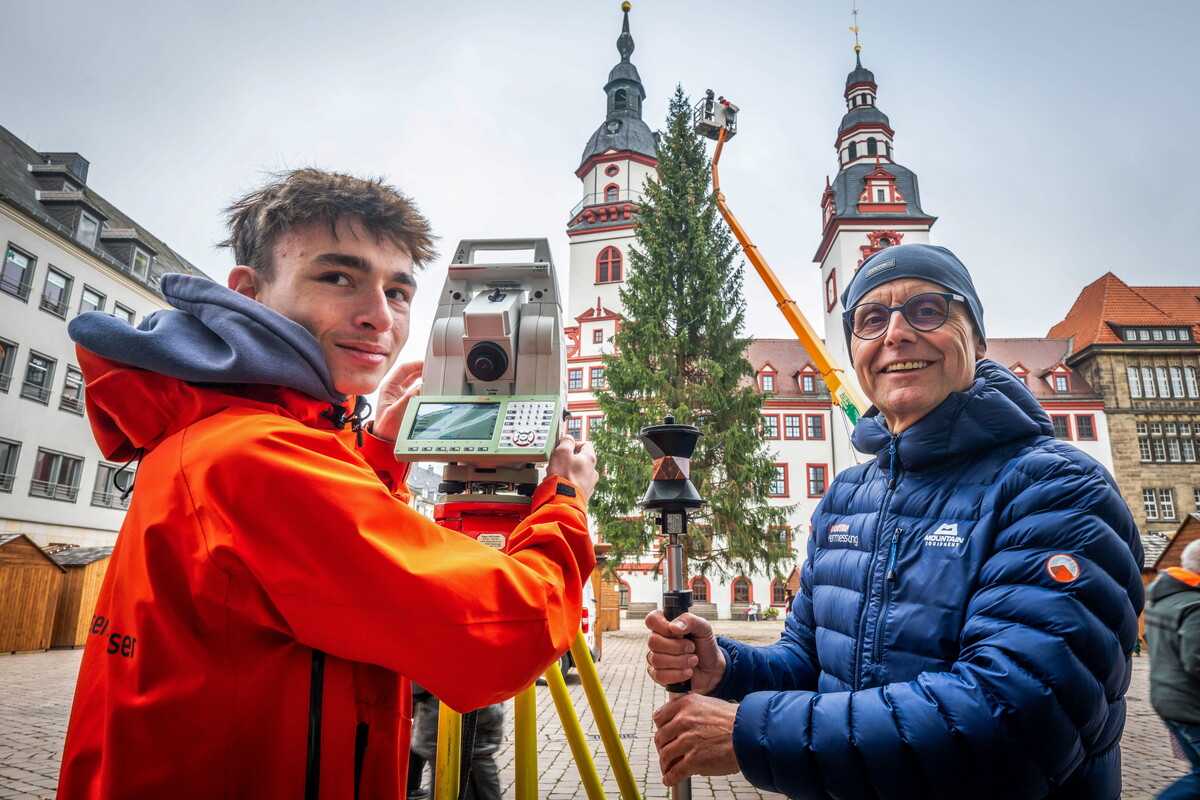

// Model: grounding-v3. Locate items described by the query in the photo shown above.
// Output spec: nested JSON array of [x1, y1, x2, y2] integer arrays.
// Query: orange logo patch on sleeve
[[1046, 554, 1080, 583]]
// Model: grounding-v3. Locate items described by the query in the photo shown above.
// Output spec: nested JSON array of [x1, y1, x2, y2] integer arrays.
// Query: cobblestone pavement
[[0, 619, 1188, 799]]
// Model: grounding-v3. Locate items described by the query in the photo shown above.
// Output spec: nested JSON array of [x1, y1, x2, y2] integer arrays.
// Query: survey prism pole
[[639, 416, 706, 800]]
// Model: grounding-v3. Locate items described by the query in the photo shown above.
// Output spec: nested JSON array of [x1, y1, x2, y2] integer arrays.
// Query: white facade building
[[0, 124, 208, 548]]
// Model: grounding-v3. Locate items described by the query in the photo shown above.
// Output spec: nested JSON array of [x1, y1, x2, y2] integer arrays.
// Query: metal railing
[[39, 294, 69, 318], [20, 382, 51, 403], [0, 473, 14, 493], [0, 274, 31, 301], [567, 189, 648, 221], [59, 394, 85, 414], [91, 489, 130, 510], [0, 373, 10, 392], [30, 479, 78, 502]]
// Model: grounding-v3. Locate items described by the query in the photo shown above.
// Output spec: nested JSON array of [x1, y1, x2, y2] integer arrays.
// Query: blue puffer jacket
[[713, 360, 1144, 800]]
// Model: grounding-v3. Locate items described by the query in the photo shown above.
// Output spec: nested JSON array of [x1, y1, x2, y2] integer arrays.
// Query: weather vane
[[850, 1, 862, 54]]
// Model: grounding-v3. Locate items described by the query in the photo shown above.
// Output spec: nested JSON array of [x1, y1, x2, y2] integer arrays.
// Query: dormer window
[[76, 213, 99, 248], [760, 371, 775, 393], [1054, 374, 1069, 392], [132, 248, 152, 280]]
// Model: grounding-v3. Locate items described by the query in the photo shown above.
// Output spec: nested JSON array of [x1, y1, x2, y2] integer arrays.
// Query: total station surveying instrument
[[394, 239, 641, 800]]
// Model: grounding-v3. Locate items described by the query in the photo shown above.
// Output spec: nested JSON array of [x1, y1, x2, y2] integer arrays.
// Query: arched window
[[596, 246, 622, 283], [617, 582, 630, 609], [848, 141, 858, 160], [690, 576, 708, 603], [604, 183, 619, 203], [614, 88, 627, 110], [732, 577, 750, 604], [1186, 366, 1199, 398], [867, 137, 878, 156], [771, 579, 786, 605]]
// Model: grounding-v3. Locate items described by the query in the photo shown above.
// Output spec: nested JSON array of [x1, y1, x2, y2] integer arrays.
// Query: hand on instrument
[[652, 694, 739, 786], [373, 361, 422, 442], [645, 610, 726, 696], [547, 435, 598, 502]]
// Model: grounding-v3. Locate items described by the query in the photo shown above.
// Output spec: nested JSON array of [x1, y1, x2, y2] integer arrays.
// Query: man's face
[[849, 277, 984, 434], [227, 217, 417, 396]]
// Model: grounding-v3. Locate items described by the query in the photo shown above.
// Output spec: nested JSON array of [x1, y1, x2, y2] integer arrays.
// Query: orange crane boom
[[709, 125, 867, 424]]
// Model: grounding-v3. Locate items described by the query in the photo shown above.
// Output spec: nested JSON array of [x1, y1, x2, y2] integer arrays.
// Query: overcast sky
[[6, 0, 1196, 363]]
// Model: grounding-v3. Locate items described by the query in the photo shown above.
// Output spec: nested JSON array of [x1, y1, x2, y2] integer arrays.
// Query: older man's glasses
[[845, 292, 965, 340]]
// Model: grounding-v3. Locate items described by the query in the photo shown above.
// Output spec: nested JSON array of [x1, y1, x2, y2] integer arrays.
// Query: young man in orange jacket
[[58, 168, 598, 799]]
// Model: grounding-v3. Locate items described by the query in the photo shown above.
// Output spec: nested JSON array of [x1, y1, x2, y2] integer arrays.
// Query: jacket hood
[[68, 274, 355, 461], [851, 359, 1053, 472], [69, 274, 345, 405], [1150, 569, 1200, 602]]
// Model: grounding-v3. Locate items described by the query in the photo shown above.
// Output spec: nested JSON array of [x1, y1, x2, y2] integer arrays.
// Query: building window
[[1167, 329, 1178, 341], [867, 137, 878, 156], [732, 577, 750, 604], [1195, 488, 1200, 510], [76, 212, 100, 248], [79, 286, 104, 314], [113, 303, 135, 325], [604, 184, 619, 203], [801, 374, 816, 393], [1137, 422, 1148, 435], [0, 338, 16, 393], [1153, 439, 1166, 461], [1144, 489, 1158, 520], [2, 245, 35, 301], [596, 246, 622, 283], [761, 372, 775, 392], [1054, 374, 1069, 393], [1153, 329, 1164, 341], [1171, 367, 1185, 398], [1161, 489, 1176, 520], [1125, 330, 1137, 342], [604, 164, 620, 177], [31, 448, 83, 502], [590, 366, 606, 388], [690, 576, 708, 603], [1142, 367, 1156, 398], [1156, 367, 1171, 398], [806, 415, 825, 440], [848, 141, 858, 160], [566, 417, 582, 440], [60, 366, 84, 414], [769, 465, 788, 497], [0, 438, 19, 493], [1075, 415, 1096, 440], [1151, 422, 1163, 435], [1139, 439, 1152, 461], [92, 462, 134, 509], [807, 464, 827, 497], [568, 368, 582, 390], [771, 579, 787, 605], [40, 268, 73, 318], [1127, 367, 1141, 398], [1051, 415, 1071, 439], [771, 526, 792, 552], [1186, 367, 1199, 398], [132, 248, 152, 280], [762, 416, 779, 439], [617, 582, 629, 609], [592, 329, 604, 344], [876, 188, 886, 202], [21, 352, 56, 404], [784, 415, 803, 439], [586, 416, 602, 439], [1169, 439, 1182, 462], [1140, 330, 1150, 341], [1182, 439, 1196, 462], [613, 88, 628, 110], [1167, 423, 1178, 435]]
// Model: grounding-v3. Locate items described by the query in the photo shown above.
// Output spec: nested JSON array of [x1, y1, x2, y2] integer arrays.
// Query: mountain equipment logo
[[1046, 554, 1080, 583], [923, 523, 963, 547]]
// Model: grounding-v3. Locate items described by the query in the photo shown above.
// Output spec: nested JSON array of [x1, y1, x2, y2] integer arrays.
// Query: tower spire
[[617, 1, 634, 63], [850, 1, 862, 67]]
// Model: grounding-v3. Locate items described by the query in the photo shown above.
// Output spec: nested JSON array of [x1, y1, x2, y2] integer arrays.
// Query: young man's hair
[[221, 168, 437, 278], [1182, 539, 1200, 574]]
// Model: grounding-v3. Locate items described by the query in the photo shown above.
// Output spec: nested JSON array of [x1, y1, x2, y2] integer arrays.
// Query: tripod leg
[[569, 633, 642, 800], [514, 686, 537, 800], [435, 703, 462, 800], [544, 661, 607, 800]]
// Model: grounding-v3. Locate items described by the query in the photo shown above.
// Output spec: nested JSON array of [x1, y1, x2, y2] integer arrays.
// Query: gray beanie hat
[[839, 243, 985, 353]]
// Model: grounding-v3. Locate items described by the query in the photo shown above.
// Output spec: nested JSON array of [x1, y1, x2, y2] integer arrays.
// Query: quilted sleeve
[[729, 451, 1144, 800]]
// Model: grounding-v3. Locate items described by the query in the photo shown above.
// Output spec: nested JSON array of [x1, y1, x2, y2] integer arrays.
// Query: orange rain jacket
[[58, 350, 595, 799]]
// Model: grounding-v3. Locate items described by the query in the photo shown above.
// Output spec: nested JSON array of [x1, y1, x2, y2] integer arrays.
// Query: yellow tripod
[[433, 631, 642, 800]]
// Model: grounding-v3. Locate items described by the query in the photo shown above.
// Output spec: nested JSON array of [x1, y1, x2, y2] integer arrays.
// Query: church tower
[[815, 45, 937, 372], [564, 2, 657, 438]]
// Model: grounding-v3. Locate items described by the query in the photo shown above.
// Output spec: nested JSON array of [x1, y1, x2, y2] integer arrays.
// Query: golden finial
[[622, 1, 631, 11]]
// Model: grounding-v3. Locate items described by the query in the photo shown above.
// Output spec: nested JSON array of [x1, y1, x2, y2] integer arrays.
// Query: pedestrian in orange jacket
[[58, 168, 598, 799]]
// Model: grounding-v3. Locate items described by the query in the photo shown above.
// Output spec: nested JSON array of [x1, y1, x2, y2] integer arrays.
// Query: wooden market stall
[[50, 546, 114, 648], [0, 534, 66, 653]]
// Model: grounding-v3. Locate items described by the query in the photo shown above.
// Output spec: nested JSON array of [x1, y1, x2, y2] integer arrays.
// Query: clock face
[[606, 120, 622, 134], [825, 274, 838, 310]]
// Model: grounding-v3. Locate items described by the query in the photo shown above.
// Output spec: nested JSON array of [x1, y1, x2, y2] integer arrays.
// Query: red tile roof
[[1047, 272, 1200, 350], [983, 338, 1100, 400], [745, 339, 833, 399]]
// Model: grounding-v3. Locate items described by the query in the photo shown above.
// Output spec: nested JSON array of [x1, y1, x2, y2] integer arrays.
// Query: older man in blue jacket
[[646, 244, 1144, 800]]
